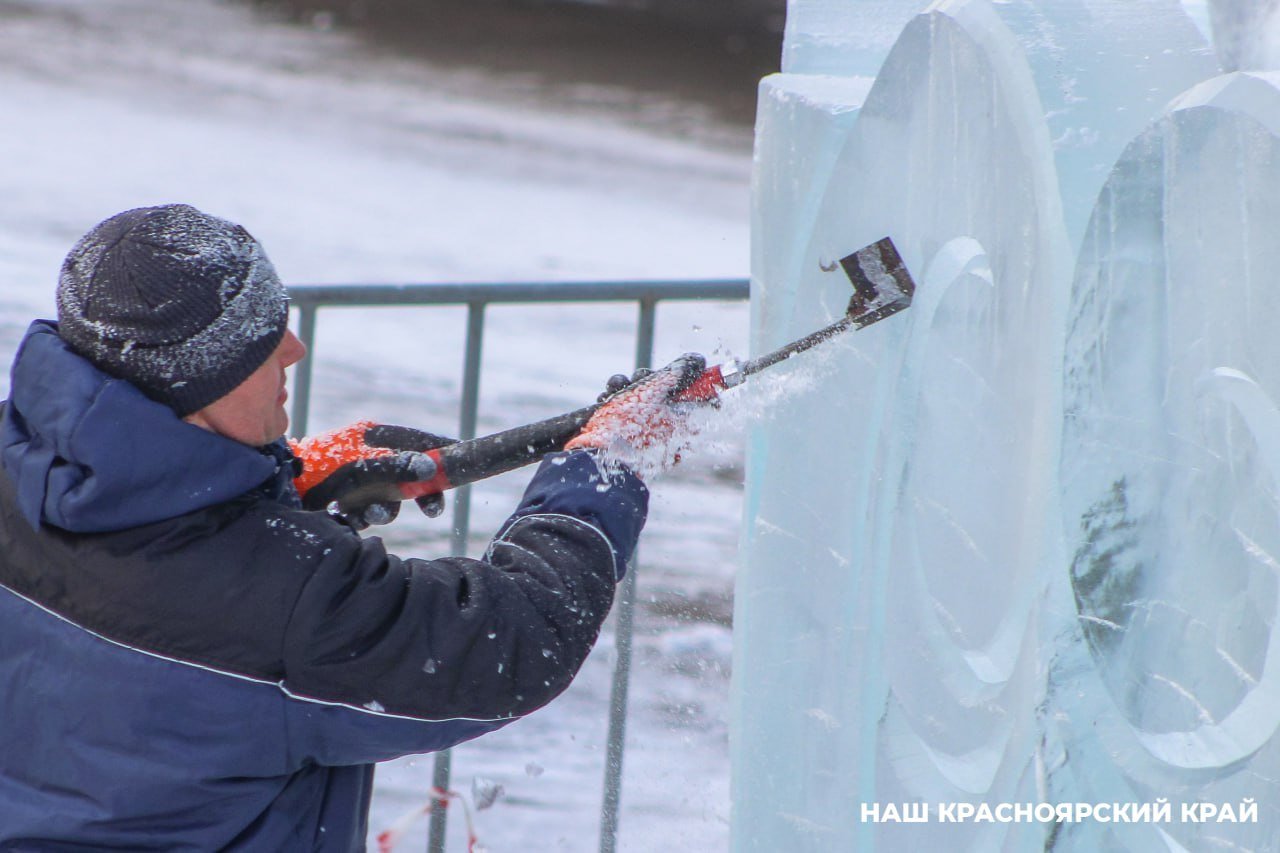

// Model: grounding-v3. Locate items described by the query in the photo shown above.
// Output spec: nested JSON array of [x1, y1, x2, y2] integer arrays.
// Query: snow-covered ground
[[0, 1, 756, 849]]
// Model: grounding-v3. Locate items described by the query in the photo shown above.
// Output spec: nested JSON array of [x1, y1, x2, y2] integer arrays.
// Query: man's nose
[[280, 329, 307, 369]]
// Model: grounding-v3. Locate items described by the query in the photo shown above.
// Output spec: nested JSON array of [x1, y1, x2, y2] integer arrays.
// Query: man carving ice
[[0, 203, 703, 849]]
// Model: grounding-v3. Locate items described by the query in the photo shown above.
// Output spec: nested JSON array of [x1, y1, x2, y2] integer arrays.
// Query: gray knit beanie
[[56, 204, 289, 417]]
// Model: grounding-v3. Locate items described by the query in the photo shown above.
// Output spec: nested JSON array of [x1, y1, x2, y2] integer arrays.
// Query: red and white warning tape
[[376, 787, 480, 853]]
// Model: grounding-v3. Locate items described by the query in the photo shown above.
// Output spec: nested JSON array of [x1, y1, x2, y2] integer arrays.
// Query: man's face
[[184, 329, 307, 446]]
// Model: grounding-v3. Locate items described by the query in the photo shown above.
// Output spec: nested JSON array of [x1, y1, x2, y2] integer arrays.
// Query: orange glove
[[290, 421, 455, 529], [566, 353, 706, 467]]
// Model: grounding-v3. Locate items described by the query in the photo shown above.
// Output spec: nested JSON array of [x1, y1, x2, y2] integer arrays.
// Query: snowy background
[[0, 1, 762, 848]]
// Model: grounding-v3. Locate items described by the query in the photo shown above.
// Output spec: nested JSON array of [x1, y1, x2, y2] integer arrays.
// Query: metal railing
[[286, 278, 749, 853]]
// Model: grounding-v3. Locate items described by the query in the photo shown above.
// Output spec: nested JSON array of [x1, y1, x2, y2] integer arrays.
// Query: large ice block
[[736, 2, 1070, 849], [731, 71, 881, 851], [1055, 70, 1280, 851], [732, 0, 1246, 850]]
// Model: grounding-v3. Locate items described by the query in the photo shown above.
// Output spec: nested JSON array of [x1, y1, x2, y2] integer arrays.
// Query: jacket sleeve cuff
[[508, 449, 648, 573]]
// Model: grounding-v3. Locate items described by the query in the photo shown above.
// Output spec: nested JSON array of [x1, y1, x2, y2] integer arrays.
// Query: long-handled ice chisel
[[356, 237, 915, 510]]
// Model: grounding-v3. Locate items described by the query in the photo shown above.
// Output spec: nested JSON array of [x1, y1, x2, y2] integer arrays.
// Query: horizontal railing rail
[[286, 277, 749, 853], [287, 279, 751, 307]]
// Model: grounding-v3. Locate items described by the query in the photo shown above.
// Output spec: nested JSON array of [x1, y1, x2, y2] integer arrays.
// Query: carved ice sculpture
[[1055, 70, 1280, 851], [730, 1, 1280, 850]]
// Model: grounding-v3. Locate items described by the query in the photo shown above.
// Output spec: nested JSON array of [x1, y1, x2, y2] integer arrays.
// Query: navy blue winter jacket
[[0, 321, 648, 851]]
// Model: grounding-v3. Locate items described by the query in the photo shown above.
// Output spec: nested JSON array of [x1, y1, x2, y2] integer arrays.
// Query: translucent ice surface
[[733, 0, 1280, 850], [1206, 0, 1280, 70], [985, 1, 1215, 247], [781, 0, 928, 76], [1055, 71, 1280, 850]]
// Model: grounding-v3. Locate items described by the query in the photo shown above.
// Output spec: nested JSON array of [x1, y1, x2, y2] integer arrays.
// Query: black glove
[[290, 422, 456, 530], [599, 368, 653, 402]]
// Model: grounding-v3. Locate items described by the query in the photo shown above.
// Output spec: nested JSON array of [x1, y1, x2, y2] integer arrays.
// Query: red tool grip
[[675, 365, 725, 403], [397, 448, 453, 500]]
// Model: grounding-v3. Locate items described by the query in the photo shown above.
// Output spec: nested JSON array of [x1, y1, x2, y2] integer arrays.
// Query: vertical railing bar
[[288, 304, 318, 439], [425, 751, 452, 853], [634, 298, 658, 371], [599, 568, 639, 853], [452, 301, 488, 547], [599, 297, 658, 853], [427, 300, 488, 853]]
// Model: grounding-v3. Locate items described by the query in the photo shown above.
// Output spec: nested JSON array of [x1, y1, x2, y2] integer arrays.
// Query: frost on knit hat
[[56, 204, 289, 418]]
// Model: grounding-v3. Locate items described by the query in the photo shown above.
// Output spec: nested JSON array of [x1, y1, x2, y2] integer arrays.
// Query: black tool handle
[[432, 403, 602, 489], [335, 407, 604, 513]]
